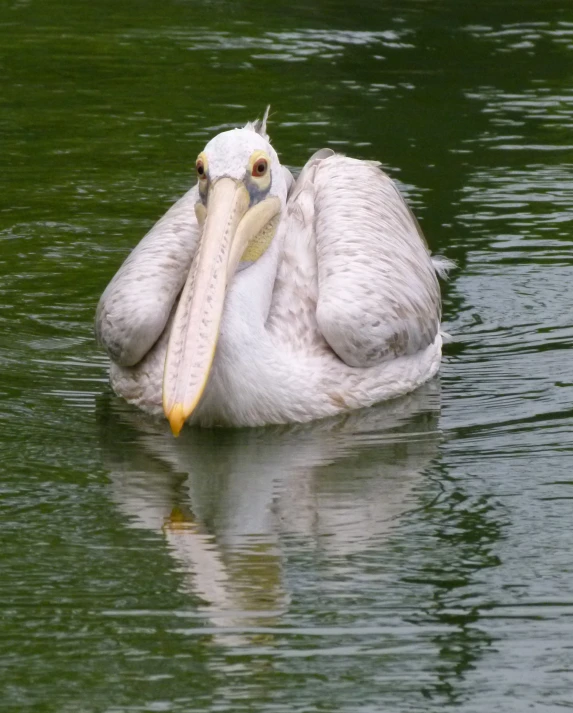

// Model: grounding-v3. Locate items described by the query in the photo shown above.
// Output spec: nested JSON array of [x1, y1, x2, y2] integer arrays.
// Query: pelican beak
[[162, 177, 281, 436]]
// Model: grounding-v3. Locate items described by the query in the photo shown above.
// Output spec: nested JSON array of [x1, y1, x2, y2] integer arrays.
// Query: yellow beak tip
[[166, 404, 187, 437]]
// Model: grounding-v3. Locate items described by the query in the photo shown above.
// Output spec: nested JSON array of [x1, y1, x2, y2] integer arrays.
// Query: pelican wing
[[96, 186, 201, 367], [288, 153, 441, 367]]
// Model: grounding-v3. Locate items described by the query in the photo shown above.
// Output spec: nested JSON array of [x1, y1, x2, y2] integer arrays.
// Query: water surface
[[2, 0, 573, 711]]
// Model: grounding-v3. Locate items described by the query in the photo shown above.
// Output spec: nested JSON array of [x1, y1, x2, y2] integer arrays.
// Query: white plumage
[[96, 112, 449, 431]]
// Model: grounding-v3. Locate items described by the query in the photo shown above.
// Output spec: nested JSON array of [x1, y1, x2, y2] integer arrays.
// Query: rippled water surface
[[2, 1, 573, 711]]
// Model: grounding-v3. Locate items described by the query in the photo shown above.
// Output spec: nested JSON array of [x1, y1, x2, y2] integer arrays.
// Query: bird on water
[[96, 109, 450, 435]]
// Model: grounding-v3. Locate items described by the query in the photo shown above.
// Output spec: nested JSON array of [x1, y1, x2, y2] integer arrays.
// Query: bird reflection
[[97, 381, 442, 629]]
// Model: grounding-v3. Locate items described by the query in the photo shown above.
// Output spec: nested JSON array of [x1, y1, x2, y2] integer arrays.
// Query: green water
[[2, 0, 573, 710]]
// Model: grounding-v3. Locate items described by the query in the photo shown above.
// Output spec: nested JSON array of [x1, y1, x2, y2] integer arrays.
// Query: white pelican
[[96, 109, 449, 434]]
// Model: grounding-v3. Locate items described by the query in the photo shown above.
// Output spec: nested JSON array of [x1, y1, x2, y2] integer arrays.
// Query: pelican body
[[96, 111, 448, 433]]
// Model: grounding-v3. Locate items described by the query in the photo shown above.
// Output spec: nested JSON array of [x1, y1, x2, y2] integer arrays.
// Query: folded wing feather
[[312, 155, 441, 367], [95, 186, 201, 367]]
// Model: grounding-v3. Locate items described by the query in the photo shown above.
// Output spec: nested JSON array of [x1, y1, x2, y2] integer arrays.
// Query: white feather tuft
[[245, 106, 271, 140], [431, 255, 456, 280]]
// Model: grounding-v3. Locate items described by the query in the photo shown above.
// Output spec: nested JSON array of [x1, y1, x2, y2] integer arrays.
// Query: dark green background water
[[2, 0, 573, 711]]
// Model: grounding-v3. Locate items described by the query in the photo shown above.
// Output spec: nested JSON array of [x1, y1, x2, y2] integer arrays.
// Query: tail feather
[[432, 255, 456, 280]]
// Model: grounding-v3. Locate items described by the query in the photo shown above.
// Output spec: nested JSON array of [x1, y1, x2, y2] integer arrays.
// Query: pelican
[[96, 109, 450, 434]]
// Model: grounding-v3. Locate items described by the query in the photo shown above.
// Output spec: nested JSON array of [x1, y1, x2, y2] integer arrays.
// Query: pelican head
[[163, 115, 288, 435]]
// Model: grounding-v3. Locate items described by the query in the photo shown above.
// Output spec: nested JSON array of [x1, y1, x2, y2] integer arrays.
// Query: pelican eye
[[252, 158, 268, 177], [196, 157, 208, 180]]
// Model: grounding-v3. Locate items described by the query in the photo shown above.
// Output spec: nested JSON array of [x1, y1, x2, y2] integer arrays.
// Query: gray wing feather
[[312, 155, 441, 367], [96, 186, 200, 366]]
